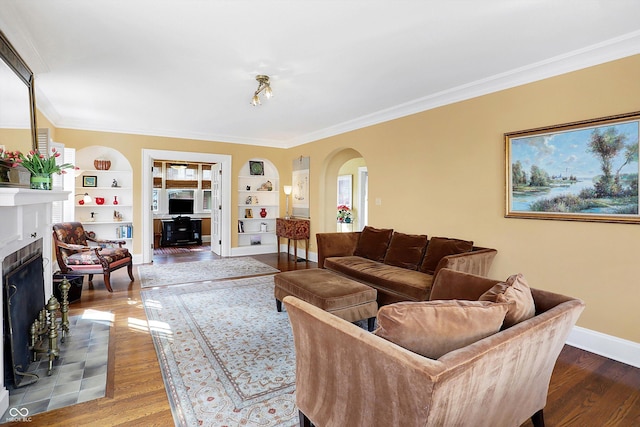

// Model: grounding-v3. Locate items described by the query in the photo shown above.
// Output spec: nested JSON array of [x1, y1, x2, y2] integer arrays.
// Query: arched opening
[[320, 148, 367, 233]]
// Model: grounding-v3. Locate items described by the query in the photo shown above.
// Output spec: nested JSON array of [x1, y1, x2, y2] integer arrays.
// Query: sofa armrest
[[316, 232, 360, 268], [434, 247, 497, 278], [429, 268, 500, 301], [283, 296, 444, 426]]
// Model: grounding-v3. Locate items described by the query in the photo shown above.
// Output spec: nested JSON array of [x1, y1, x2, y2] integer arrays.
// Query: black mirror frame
[[0, 29, 38, 151]]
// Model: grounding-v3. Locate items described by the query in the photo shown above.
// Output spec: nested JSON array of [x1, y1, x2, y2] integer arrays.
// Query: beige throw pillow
[[479, 273, 536, 328], [374, 300, 508, 359]]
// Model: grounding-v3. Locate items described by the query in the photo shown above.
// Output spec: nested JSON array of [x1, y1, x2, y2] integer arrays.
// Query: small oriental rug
[[141, 275, 297, 427], [137, 257, 280, 288]]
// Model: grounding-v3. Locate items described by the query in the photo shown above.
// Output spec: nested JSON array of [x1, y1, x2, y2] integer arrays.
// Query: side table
[[276, 217, 310, 262]]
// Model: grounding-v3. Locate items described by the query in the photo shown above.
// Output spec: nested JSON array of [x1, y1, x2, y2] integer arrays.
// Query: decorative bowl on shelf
[[95, 197, 105, 205], [94, 159, 111, 170]]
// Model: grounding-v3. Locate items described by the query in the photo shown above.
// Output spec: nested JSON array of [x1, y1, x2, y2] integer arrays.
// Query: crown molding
[[284, 30, 640, 148]]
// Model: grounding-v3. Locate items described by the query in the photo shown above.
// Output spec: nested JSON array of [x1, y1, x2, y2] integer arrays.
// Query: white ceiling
[[1, 1, 640, 148]]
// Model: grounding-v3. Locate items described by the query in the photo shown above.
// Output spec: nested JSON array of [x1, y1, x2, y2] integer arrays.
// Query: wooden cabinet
[[161, 218, 202, 246]]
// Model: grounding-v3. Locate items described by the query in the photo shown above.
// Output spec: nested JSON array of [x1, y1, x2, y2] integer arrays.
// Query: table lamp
[[283, 185, 292, 219]]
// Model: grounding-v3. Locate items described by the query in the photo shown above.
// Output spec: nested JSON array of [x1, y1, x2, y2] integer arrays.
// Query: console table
[[276, 218, 310, 262]]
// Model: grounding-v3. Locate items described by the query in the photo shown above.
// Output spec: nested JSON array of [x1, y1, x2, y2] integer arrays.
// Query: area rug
[[137, 257, 280, 288], [141, 275, 297, 427]]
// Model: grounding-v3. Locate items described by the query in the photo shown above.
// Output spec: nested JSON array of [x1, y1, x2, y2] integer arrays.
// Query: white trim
[[566, 326, 640, 369], [141, 149, 232, 264]]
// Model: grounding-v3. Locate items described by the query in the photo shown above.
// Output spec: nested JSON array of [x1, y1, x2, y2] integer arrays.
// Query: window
[[152, 161, 214, 214]]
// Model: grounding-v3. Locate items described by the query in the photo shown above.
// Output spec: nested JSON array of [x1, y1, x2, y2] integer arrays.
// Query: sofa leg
[[276, 298, 282, 312], [531, 409, 545, 427], [367, 316, 376, 332], [299, 410, 312, 427]]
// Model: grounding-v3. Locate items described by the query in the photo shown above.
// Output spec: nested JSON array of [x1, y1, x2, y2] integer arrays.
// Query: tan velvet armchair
[[284, 269, 585, 427]]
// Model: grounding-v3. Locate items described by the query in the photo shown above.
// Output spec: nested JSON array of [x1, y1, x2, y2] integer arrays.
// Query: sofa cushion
[[419, 237, 473, 274], [479, 273, 536, 328], [325, 256, 433, 301], [353, 226, 393, 262], [374, 300, 508, 359], [383, 232, 428, 270]]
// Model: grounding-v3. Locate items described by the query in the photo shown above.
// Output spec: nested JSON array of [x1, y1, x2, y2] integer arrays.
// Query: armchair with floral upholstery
[[52, 222, 134, 292]]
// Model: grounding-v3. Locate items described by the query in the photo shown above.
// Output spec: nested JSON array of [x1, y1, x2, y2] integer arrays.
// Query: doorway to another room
[[141, 149, 232, 265]]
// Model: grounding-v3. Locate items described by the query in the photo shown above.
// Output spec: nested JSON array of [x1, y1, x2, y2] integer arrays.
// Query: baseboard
[[566, 326, 640, 369]]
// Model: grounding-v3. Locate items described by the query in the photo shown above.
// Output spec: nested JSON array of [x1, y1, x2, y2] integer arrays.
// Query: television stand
[[161, 217, 202, 247]]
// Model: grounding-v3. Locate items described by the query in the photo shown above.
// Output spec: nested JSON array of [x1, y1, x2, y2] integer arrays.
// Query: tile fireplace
[[0, 188, 69, 415]]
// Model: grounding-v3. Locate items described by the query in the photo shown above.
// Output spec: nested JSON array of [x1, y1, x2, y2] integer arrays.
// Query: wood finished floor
[[10, 251, 640, 427]]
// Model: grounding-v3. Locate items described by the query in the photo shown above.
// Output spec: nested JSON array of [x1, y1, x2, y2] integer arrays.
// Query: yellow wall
[[45, 54, 639, 343], [299, 54, 640, 343], [52, 129, 291, 250]]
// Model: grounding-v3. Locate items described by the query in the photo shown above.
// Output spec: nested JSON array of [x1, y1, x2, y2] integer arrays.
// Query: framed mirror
[[0, 29, 37, 153]]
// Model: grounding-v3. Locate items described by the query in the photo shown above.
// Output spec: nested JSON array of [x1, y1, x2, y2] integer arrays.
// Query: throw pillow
[[479, 273, 536, 328], [383, 232, 428, 270], [419, 237, 474, 274], [374, 300, 508, 359], [353, 226, 394, 262]]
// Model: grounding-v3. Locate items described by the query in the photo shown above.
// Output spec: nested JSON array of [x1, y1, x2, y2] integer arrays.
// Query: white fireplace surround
[[0, 188, 69, 415]]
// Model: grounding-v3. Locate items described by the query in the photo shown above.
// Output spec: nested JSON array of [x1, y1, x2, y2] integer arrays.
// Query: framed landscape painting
[[505, 111, 640, 223]]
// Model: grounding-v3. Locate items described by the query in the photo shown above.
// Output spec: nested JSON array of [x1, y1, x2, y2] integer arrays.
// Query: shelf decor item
[[260, 208, 268, 218], [94, 159, 111, 170], [249, 160, 264, 176], [83, 175, 97, 187]]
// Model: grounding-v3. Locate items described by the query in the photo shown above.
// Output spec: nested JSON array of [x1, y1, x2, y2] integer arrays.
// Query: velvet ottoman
[[274, 269, 378, 331]]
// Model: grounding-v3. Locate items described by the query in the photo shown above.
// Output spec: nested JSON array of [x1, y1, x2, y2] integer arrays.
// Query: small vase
[[30, 173, 52, 190], [113, 195, 119, 205], [260, 208, 267, 218]]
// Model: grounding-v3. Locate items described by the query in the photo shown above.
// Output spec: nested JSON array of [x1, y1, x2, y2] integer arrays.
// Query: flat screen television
[[168, 198, 194, 215]]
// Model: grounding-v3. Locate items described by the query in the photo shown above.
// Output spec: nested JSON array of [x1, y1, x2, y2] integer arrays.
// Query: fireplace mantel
[[0, 187, 69, 415], [0, 188, 69, 207]]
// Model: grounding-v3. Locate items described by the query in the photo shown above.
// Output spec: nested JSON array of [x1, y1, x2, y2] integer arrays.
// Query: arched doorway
[[320, 148, 367, 233]]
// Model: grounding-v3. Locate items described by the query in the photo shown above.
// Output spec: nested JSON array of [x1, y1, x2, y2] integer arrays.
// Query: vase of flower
[[1, 147, 76, 190], [30, 173, 52, 190]]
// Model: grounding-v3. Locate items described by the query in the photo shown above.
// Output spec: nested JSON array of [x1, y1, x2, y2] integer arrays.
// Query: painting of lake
[[506, 113, 640, 223]]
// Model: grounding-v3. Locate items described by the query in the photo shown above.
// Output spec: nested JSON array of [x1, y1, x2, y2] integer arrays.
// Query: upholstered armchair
[[52, 222, 134, 292], [284, 269, 585, 427]]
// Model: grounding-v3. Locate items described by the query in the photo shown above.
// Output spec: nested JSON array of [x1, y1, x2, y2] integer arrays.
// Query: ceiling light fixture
[[170, 163, 188, 170], [251, 75, 272, 106]]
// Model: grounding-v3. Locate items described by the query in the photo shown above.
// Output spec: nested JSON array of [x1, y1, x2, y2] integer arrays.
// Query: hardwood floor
[[12, 251, 640, 426]]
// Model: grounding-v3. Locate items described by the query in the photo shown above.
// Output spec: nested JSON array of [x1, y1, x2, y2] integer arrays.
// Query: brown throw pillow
[[353, 226, 393, 262], [419, 237, 474, 274], [374, 300, 508, 359], [383, 232, 428, 270], [479, 273, 536, 328]]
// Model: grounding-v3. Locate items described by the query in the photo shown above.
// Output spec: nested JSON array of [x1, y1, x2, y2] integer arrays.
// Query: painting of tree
[[505, 112, 640, 223]]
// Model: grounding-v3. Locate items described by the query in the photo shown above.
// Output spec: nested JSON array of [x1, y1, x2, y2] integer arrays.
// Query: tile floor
[[1, 313, 111, 423]]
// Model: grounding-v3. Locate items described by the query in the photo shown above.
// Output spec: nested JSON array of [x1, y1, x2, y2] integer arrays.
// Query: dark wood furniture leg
[[367, 316, 376, 332], [299, 411, 312, 427], [276, 298, 282, 312], [531, 409, 545, 427]]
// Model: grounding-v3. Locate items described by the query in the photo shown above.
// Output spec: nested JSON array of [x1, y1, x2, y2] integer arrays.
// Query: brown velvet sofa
[[284, 268, 585, 427], [316, 227, 497, 305]]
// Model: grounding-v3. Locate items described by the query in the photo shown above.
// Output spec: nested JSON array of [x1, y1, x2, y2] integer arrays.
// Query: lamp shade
[[283, 185, 292, 195]]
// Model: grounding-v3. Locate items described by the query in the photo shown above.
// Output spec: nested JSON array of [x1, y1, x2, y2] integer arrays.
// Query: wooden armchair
[[52, 222, 134, 292]]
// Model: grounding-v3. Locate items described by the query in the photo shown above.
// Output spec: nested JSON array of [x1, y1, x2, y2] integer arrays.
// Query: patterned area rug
[[137, 257, 280, 288], [142, 275, 297, 426]]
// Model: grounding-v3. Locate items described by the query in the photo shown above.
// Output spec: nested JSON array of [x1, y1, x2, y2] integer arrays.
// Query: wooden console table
[[276, 218, 310, 262]]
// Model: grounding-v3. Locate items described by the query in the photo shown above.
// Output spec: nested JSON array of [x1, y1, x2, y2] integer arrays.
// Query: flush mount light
[[170, 163, 188, 170], [251, 75, 272, 106]]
